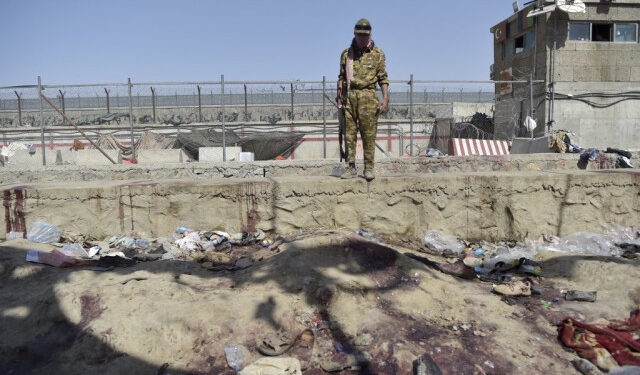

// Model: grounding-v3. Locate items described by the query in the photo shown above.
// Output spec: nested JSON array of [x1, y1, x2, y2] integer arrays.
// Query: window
[[593, 24, 612, 42], [503, 31, 535, 59], [569, 22, 590, 41], [615, 23, 638, 42], [569, 22, 638, 43]]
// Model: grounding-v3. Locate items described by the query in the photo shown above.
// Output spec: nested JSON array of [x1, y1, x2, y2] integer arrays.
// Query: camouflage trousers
[[345, 88, 379, 170]]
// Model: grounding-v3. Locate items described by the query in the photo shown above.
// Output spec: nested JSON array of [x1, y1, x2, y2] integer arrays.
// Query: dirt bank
[[1, 232, 638, 374]]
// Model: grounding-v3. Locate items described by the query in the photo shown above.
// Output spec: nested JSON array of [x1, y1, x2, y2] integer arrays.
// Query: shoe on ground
[[363, 169, 375, 181], [492, 280, 531, 296], [340, 166, 357, 179]]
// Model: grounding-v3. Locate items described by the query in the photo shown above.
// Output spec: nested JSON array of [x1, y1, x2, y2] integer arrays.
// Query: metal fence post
[[58, 90, 65, 125], [127, 78, 136, 162], [290, 82, 295, 160], [14, 91, 22, 127], [221, 74, 226, 161], [197, 85, 202, 122], [322, 75, 326, 159], [243, 83, 248, 137], [529, 71, 535, 139], [38, 76, 45, 166], [409, 74, 414, 156], [104, 88, 110, 113], [150, 87, 156, 123]]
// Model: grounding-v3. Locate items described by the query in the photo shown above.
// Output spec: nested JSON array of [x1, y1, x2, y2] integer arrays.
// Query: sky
[[0, 0, 522, 86]]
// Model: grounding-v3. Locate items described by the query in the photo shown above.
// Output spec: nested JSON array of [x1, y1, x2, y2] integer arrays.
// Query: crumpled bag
[[175, 231, 203, 251], [239, 357, 302, 375]]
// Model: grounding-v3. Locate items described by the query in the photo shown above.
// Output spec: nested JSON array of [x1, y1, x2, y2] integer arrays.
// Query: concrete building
[[491, 0, 640, 149]]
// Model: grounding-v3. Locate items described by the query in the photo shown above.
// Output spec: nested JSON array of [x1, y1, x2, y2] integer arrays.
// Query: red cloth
[[559, 309, 640, 370]]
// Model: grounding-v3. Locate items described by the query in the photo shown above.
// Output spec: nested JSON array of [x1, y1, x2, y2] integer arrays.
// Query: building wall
[[493, 1, 640, 149]]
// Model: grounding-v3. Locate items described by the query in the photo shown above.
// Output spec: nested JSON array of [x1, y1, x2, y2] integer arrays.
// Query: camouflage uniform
[[339, 41, 389, 171]]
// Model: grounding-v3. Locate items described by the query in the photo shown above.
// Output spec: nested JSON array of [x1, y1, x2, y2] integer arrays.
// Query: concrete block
[[72, 150, 121, 166], [630, 67, 640, 81], [136, 149, 189, 164], [3, 149, 55, 167], [556, 65, 574, 81], [615, 66, 631, 82], [573, 66, 602, 82], [198, 147, 242, 162], [510, 136, 552, 154]]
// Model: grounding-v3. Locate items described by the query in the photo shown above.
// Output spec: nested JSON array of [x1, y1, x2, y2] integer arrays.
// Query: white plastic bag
[[422, 230, 465, 256], [26, 221, 62, 244]]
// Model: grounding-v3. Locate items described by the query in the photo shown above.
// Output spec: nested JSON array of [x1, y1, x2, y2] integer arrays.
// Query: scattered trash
[[413, 353, 443, 375], [572, 357, 603, 375], [559, 308, 640, 371], [261, 239, 273, 247], [108, 235, 136, 249], [61, 243, 90, 259], [120, 277, 148, 285], [580, 148, 599, 161], [94, 254, 136, 268], [175, 231, 203, 251], [492, 280, 531, 297], [224, 344, 245, 372], [564, 290, 597, 302], [178, 227, 195, 234], [88, 246, 102, 257], [605, 147, 632, 159], [6, 231, 24, 240], [422, 231, 465, 257], [134, 238, 150, 248], [26, 249, 84, 267], [239, 357, 302, 375], [617, 156, 633, 169], [529, 232, 626, 257], [26, 221, 62, 244], [438, 260, 476, 280]]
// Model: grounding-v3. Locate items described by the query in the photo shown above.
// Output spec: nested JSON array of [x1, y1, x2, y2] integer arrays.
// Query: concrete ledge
[[199, 147, 242, 162], [2, 170, 639, 242], [511, 136, 552, 154], [0, 152, 636, 185]]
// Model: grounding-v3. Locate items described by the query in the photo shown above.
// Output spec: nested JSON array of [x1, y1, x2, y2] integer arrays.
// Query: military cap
[[354, 18, 372, 35]]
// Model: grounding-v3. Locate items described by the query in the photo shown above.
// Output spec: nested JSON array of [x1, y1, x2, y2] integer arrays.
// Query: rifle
[[324, 89, 348, 162]]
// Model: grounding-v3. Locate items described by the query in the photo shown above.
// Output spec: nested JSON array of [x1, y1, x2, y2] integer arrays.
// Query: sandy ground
[[0, 232, 639, 374]]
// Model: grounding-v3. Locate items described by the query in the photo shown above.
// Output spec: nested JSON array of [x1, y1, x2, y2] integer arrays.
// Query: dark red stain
[[118, 189, 125, 233], [79, 294, 106, 327], [238, 182, 261, 233], [128, 190, 134, 231], [3, 190, 11, 233], [3, 189, 27, 235]]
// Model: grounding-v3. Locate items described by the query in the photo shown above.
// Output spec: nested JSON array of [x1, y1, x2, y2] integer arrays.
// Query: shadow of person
[[0, 233, 450, 374]]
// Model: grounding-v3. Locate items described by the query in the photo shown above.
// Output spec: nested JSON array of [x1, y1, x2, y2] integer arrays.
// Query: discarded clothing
[[559, 309, 640, 371], [580, 148, 599, 162], [549, 132, 567, 153], [605, 147, 632, 159]]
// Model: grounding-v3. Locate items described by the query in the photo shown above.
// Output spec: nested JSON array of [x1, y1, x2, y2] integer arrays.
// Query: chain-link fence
[[0, 75, 544, 164]]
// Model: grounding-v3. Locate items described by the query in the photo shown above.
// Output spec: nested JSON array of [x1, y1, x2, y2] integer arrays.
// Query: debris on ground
[[559, 308, 640, 372]]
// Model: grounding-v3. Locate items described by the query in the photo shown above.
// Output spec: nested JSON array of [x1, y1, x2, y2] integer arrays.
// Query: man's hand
[[379, 83, 389, 114], [378, 98, 389, 114]]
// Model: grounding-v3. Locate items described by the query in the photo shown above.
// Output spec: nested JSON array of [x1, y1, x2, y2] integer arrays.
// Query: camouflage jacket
[[339, 40, 389, 90]]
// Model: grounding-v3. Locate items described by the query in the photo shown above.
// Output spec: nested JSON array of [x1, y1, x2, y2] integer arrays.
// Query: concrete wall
[[2, 170, 638, 241], [492, 1, 640, 148]]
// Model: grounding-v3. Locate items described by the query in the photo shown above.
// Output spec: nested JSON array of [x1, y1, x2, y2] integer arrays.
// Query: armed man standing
[[338, 18, 389, 181]]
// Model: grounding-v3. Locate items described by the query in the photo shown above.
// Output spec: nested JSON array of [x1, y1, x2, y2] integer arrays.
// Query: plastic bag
[[61, 243, 90, 259], [175, 231, 203, 251], [6, 231, 24, 240], [422, 230, 465, 257], [26, 221, 62, 244], [530, 232, 622, 257]]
